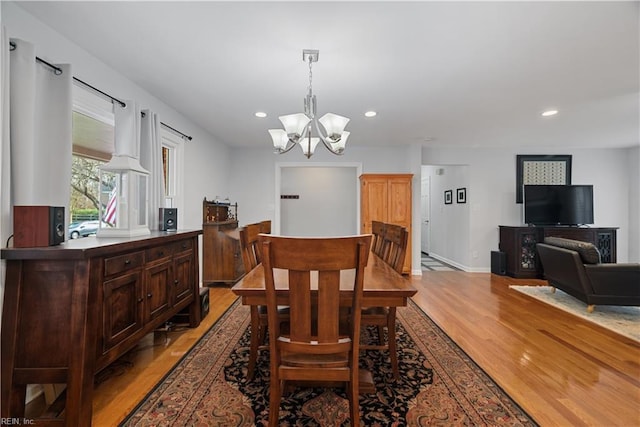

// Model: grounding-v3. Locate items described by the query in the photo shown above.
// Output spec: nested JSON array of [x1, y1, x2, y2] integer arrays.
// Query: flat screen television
[[523, 185, 594, 226]]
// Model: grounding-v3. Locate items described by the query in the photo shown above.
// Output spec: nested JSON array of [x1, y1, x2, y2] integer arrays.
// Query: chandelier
[[268, 49, 350, 158]]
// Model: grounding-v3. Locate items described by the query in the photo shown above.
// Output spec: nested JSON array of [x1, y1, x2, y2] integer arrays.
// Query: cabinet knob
[[147, 293, 152, 298], [158, 251, 164, 256], [174, 279, 179, 285], [182, 244, 187, 249], [137, 298, 143, 303], [124, 259, 131, 265]]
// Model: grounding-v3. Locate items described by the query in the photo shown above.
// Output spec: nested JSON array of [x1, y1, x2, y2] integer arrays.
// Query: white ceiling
[[15, 1, 639, 150]]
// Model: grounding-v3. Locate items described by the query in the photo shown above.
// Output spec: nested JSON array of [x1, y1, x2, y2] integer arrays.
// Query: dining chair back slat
[[259, 220, 272, 234], [371, 220, 386, 257], [382, 224, 409, 274], [239, 222, 264, 271], [260, 234, 372, 427]]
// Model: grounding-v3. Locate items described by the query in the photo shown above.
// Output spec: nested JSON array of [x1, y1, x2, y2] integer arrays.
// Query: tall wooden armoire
[[360, 174, 413, 274]]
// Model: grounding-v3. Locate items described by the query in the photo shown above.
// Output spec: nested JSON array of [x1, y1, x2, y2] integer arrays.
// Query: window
[[70, 85, 114, 231], [161, 130, 185, 215], [70, 84, 184, 231]]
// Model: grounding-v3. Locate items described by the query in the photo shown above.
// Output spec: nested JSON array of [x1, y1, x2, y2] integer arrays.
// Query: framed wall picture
[[457, 187, 466, 203], [444, 190, 453, 205], [516, 154, 572, 203]]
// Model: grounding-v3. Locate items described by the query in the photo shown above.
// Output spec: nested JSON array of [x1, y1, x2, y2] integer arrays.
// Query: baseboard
[[428, 253, 467, 271]]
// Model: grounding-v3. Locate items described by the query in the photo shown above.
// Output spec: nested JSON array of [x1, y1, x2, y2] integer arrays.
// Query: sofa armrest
[[537, 243, 593, 296], [584, 264, 640, 297]]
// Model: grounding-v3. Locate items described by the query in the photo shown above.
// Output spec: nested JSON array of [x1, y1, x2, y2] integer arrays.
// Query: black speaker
[[171, 287, 209, 324], [159, 208, 178, 231], [200, 287, 210, 319], [491, 251, 507, 275], [13, 206, 65, 248]]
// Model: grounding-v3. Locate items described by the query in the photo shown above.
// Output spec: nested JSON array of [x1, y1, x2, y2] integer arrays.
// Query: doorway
[[276, 163, 362, 236], [421, 174, 430, 254]]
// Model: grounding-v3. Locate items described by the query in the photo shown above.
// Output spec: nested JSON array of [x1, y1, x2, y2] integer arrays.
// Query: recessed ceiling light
[[541, 109, 558, 117], [255, 111, 267, 118], [364, 111, 377, 118]]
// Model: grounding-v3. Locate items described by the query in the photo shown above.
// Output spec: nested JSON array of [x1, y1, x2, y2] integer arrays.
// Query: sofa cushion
[[543, 237, 601, 264]]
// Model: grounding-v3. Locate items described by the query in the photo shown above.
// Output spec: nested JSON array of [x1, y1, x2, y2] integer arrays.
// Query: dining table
[[231, 250, 417, 393]]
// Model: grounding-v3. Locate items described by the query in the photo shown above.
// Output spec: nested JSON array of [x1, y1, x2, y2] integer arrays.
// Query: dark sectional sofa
[[536, 237, 640, 312]]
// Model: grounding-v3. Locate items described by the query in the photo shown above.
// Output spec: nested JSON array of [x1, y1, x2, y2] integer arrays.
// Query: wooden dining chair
[[260, 234, 372, 427], [239, 221, 287, 380], [361, 223, 408, 379]]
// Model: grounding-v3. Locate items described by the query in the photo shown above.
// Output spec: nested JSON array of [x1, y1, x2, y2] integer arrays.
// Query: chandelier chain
[[308, 56, 314, 97]]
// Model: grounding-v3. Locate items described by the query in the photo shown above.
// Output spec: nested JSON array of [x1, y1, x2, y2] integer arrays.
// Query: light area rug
[[509, 285, 640, 342], [121, 298, 536, 426]]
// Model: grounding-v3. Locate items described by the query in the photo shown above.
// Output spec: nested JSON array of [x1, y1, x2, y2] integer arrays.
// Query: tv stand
[[498, 225, 617, 278]]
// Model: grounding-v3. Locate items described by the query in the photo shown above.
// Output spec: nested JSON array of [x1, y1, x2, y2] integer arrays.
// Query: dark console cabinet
[[201, 199, 244, 285], [1, 230, 201, 425], [498, 226, 617, 278]]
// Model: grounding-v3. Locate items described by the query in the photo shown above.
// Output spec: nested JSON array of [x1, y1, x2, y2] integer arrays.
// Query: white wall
[[228, 145, 422, 271], [280, 166, 358, 237], [228, 144, 413, 222], [628, 145, 640, 261], [422, 145, 640, 267]]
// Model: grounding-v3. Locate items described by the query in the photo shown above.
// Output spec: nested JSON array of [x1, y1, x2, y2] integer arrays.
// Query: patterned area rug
[[121, 299, 536, 426], [510, 285, 640, 342]]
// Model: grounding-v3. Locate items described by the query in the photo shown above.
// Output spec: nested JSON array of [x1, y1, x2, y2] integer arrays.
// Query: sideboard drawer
[[104, 251, 145, 276], [145, 245, 172, 263], [172, 238, 194, 254]]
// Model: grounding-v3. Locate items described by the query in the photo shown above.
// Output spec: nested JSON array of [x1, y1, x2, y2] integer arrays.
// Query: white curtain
[[113, 100, 141, 158], [1, 27, 11, 321], [0, 37, 72, 322], [140, 109, 166, 230], [8, 39, 72, 210]]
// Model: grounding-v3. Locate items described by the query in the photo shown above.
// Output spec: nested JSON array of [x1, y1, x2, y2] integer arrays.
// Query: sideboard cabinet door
[[103, 271, 144, 351]]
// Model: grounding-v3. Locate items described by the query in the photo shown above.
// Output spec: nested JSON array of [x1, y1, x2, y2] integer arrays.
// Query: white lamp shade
[[279, 113, 311, 139], [300, 137, 320, 157], [330, 131, 349, 154], [269, 129, 289, 151], [318, 113, 350, 142]]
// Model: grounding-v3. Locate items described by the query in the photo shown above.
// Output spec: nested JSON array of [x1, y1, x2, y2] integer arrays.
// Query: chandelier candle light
[[269, 49, 350, 158]]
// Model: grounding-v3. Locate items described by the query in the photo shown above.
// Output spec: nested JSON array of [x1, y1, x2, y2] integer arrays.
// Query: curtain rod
[[10, 41, 63, 76], [72, 76, 126, 108], [9, 40, 193, 141], [140, 112, 193, 141], [159, 122, 193, 141]]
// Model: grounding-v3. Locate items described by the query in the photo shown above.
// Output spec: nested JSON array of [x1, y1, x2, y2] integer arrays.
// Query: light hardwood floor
[[89, 273, 639, 426]]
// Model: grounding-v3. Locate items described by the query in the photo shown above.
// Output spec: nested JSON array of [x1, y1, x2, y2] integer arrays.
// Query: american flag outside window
[[104, 188, 117, 225]]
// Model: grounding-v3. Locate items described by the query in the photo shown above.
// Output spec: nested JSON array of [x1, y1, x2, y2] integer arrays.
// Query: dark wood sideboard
[[498, 226, 617, 278], [1, 230, 202, 425]]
